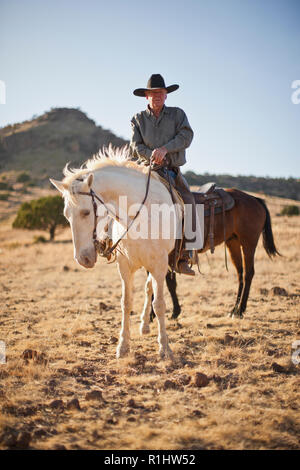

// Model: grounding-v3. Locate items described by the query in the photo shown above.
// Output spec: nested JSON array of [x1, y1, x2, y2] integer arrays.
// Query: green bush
[[280, 205, 300, 216], [0, 181, 13, 190], [0, 192, 10, 201], [13, 195, 68, 240], [33, 235, 47, 244], [16, 172, 31, 183]]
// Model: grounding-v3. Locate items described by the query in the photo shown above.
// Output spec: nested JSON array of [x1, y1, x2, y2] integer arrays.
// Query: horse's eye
[[81, 209, 90, 217]]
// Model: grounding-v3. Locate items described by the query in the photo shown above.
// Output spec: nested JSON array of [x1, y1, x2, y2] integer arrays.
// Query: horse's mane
[[62, 144, 158, 188]]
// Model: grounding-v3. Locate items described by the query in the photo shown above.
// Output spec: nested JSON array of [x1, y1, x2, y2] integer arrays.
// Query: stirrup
[[175, 260, 195, 276]]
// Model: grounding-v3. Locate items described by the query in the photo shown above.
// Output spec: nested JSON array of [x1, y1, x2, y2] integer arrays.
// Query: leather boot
[[175, 250, 195, 276]]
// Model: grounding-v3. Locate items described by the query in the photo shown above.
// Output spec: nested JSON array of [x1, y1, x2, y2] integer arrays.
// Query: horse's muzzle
[[76, 248, 97, 268]]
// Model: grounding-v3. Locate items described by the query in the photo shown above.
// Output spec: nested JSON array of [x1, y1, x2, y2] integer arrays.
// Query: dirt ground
[[0, 190, 299, 450]]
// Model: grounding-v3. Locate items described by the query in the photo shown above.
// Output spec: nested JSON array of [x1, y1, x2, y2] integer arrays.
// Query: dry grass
[[0, 192, 299, 450]]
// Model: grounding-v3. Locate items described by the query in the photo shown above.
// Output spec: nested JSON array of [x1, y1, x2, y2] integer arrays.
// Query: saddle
[[193, 182, 235, 254]]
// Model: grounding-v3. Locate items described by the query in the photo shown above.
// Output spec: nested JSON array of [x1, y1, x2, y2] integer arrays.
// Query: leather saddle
[[192, 182, 235, 254], [193, 182, 235, 216], [157, 174, 235, 258]]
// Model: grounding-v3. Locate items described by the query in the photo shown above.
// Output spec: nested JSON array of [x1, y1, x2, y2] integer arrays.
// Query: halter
[[76, 162, 153, 259]]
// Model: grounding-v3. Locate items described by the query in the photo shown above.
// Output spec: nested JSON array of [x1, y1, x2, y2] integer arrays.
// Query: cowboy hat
[[133, 74, 179, 97]]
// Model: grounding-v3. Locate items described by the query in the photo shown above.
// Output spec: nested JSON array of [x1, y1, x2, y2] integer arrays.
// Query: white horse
[[50, 146, 182, 360]]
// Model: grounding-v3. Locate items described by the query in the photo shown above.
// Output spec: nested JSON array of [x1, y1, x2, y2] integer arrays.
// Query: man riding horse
[[130, 74, 203, 275]]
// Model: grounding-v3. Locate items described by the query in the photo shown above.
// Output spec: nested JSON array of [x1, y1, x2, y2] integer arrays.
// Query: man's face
[[145, 89, 167, 113]]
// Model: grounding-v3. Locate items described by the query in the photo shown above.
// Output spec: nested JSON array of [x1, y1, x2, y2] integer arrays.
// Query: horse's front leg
[[151, 269, 174, 361], [140, 273, 152, 335], [150, 271, 181, 322], [116, 261, 134, 358]]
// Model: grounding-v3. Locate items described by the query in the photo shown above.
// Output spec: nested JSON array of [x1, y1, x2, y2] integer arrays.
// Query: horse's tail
[[255, 197, 281, 258]]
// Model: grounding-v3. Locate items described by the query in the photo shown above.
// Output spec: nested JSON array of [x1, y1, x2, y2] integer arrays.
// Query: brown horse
[[151, 188, 280, 320]]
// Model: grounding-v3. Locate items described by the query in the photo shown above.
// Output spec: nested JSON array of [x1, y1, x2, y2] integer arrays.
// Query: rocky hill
[[0, 107, 127, 181]]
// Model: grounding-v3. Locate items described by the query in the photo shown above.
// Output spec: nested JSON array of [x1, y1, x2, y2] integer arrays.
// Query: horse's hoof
[[228, 312, 236, 318], [159, 346, 167, 360], [159, 346, 174, 362], [167, 349, 175, 362], [171, 309, 181, 320], [159, 350, 167, 361], [230, 312, 244, 319], [116, 344, 130, 358], [140, 324, 150, 335], [228, 307, 240, 318]]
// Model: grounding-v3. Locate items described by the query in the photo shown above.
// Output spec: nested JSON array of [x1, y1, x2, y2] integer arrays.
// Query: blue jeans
[[159, 168, 177, 185]]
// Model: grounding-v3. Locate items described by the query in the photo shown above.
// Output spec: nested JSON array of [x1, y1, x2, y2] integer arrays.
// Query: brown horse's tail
[[255, 197, 281, 258]]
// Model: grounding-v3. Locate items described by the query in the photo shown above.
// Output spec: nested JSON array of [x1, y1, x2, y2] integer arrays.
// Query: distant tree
[[16, 171, 31, 183], [12, 195, 68, 240]]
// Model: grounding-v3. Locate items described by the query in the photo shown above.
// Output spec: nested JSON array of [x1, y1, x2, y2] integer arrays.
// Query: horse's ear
[[87, 173, 93, 188], [50, 178, 67, 193]]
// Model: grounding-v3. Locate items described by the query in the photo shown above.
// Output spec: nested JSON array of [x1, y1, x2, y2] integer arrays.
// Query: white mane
[[62, 144, 156, 188]]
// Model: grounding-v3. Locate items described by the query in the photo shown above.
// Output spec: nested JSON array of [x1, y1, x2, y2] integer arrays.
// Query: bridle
[[76, 162, 153, 259]]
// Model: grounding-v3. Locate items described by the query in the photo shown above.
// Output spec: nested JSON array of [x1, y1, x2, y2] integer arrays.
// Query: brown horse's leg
[[226, 236, 243, 317], [166, 272, 181, 320], [150, 272, 181, 321], [237, 243, 256, 318]]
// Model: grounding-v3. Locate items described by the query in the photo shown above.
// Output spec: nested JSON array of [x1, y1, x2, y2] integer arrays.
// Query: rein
[[77, 162, 153, 258]]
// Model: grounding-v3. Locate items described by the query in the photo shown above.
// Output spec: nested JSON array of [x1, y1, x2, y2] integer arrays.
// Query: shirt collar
[[146, 105, 169, 117]]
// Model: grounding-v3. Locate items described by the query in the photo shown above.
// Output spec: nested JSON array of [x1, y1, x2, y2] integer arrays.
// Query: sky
[[0, 0, 299, 178]]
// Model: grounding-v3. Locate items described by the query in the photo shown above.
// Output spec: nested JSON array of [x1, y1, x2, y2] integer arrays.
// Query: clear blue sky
[[1, 0, 299, 177]]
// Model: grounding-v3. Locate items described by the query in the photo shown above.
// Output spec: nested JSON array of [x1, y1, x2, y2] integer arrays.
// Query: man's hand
[[151, 146, 168, 166]]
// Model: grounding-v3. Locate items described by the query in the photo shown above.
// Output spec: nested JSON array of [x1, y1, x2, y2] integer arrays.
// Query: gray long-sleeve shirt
[[130, 105, 194, 168]]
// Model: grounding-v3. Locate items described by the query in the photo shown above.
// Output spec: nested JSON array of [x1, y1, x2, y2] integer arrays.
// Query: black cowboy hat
[[133, 74, 179, 97]]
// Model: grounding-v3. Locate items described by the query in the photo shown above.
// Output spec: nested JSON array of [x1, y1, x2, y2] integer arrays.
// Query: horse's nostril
[[84, 256, 90, 265]]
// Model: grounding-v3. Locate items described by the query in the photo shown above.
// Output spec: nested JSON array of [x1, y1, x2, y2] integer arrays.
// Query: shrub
[[33, 235, 47, 244], [280, 205, 300, 216], [0, 181, 13, 190], [16, 172, 31, 183], [12, 195, 68, 240], [0, 193, 10, 201]]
